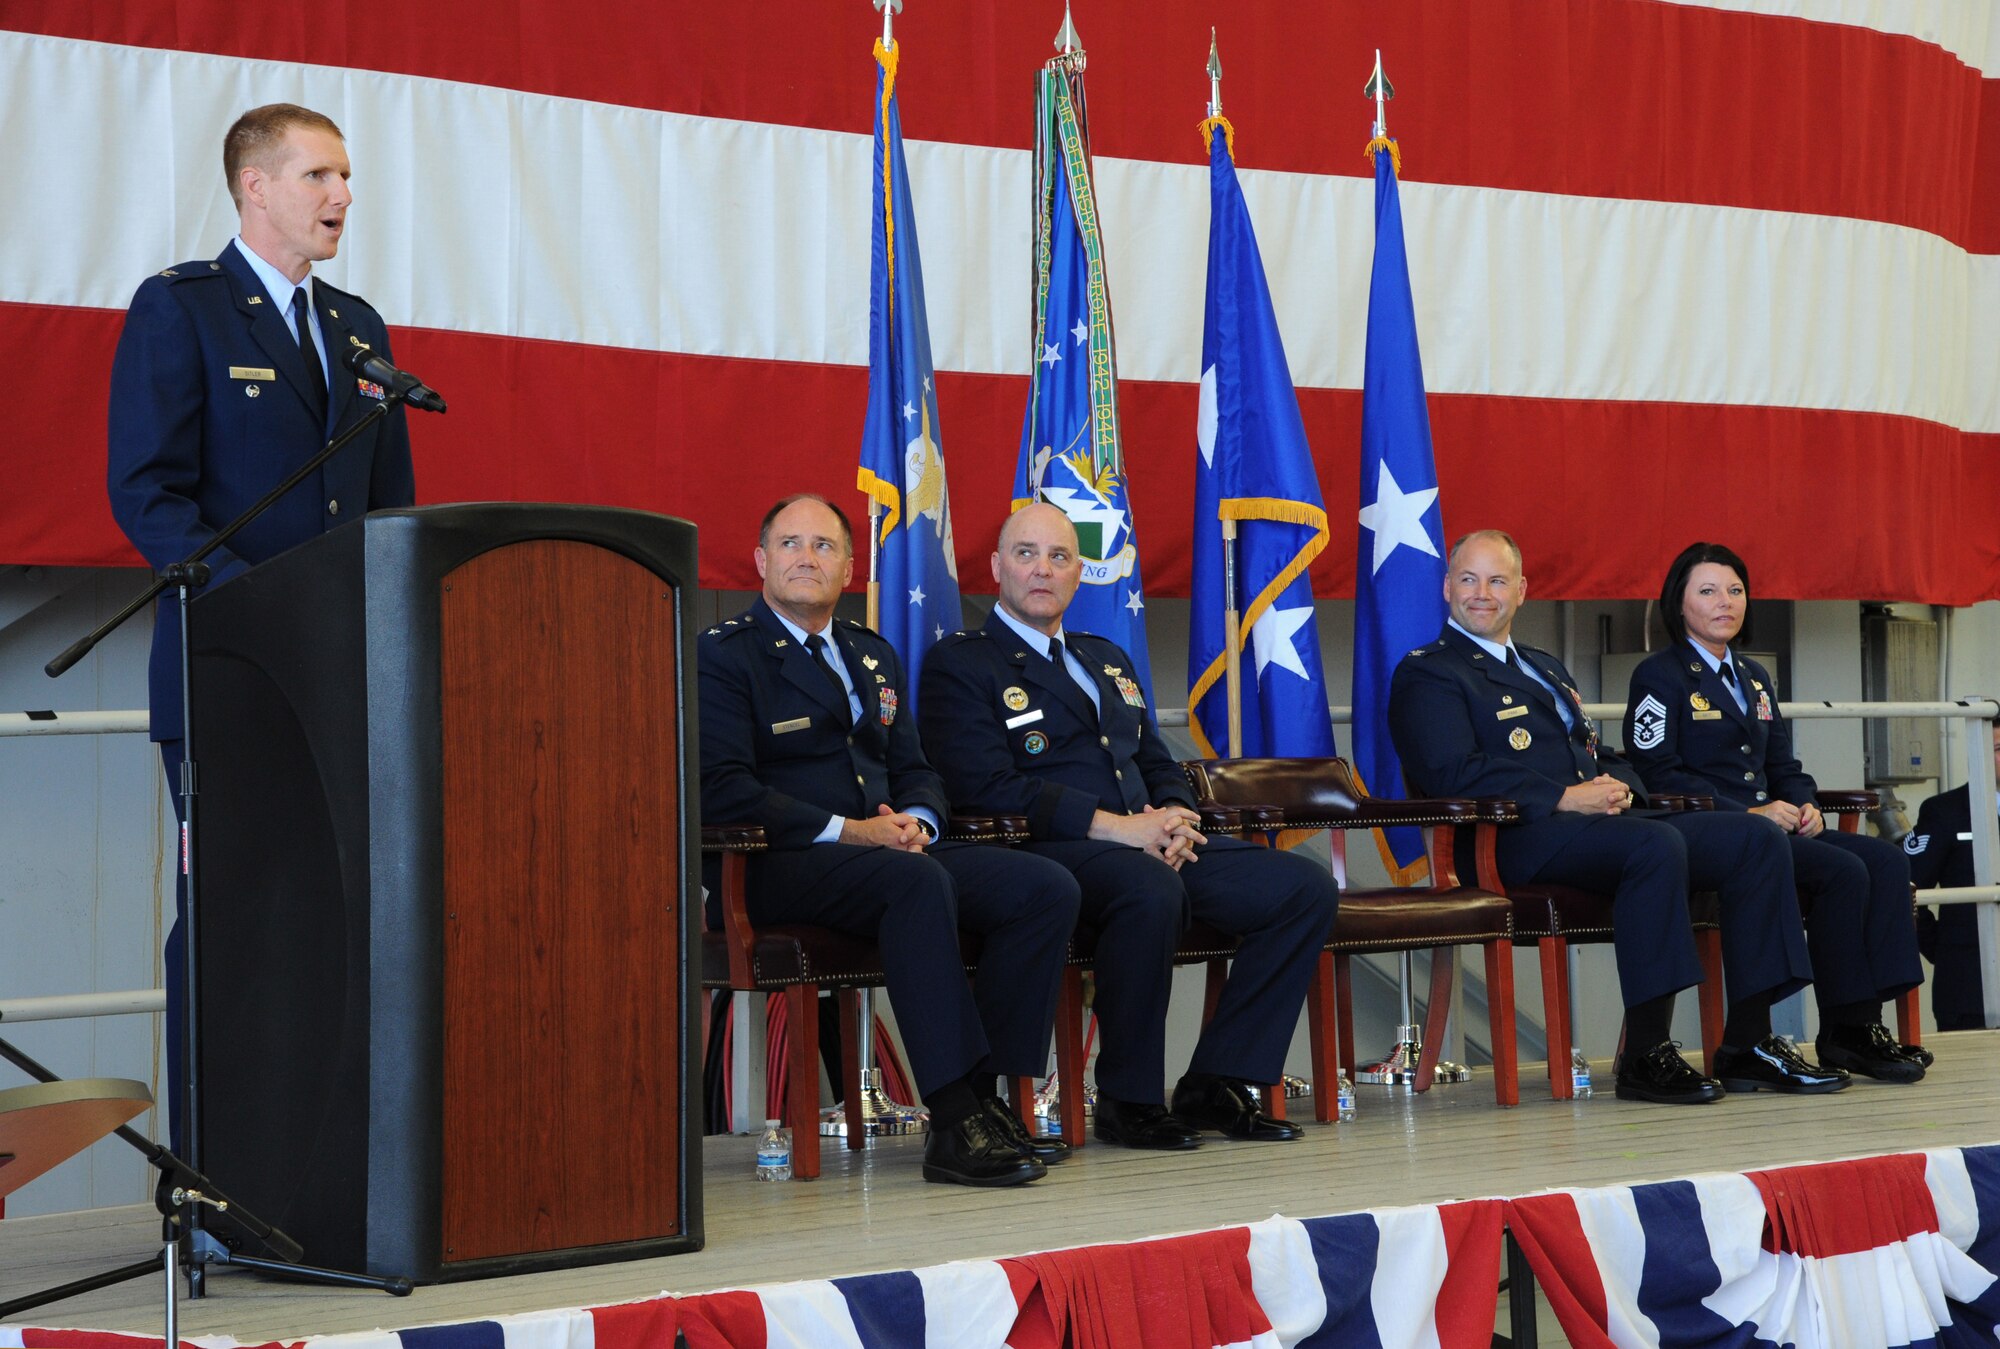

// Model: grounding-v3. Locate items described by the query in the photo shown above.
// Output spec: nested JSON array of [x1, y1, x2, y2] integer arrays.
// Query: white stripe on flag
[[300, 1333, 404, 1349], [913, 1259, 1020, 1349], [0, 1330, 26, 1348], [1367, 1207, 1448, 1349], [3, 33, 1997, 434], [1568, 1184, 1669, 1349], [1924, 1146, 1983, 1253], [1243, 1215, 1329, 1348], [758, 1279, 867, 1349], [1646, 0, 2000, 75]]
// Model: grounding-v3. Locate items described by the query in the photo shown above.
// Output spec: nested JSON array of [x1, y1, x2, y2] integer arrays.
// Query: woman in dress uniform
[[1623, 542, 1931, 1083]]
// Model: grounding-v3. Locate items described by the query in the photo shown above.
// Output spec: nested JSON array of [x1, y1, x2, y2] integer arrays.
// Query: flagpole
[[1222, 520, 1243, 756], [866, 500, 882, 629]]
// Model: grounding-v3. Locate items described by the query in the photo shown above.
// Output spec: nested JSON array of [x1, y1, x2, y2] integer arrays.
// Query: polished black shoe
[[1895, 1039, 1936, 1069], [921, 1111, 1048, 1186], [1093, 1095, 1203, 1150], [1712, 1035, 1850, 1094], [1613, 1040, 1725, 1104], [983, 1096, 1071, 1163], [1815, 1022, 1926, 1083], [1169, 1075, 1305, 1140]]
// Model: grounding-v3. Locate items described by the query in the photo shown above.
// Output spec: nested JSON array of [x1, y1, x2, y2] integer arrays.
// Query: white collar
[[994, 603, 1065, 658], [232, 236, 313, 315]]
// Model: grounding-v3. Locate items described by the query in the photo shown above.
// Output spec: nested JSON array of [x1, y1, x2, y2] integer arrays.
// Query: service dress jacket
[[1622, 644, 1810, 809]]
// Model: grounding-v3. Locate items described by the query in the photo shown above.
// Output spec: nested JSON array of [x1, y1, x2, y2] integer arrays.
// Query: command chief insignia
[[1903, 831, 1930, 855], [1631, 694, 1667, 750], [1003, 686, 1030, 711], [1690, 692, 1712, 712], [1113, 675, 1145, 708], [878, 688, 898, 726], [1023, 731, 1049, 755], [1508, 727, 1532, 751]]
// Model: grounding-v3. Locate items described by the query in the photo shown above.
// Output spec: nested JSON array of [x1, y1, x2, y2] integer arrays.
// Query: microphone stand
[[45, 387, 424, 1302]]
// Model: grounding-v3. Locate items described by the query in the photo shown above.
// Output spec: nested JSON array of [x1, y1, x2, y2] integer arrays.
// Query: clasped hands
[[1558, 774, 1636, 816], [1751, 799, 1825, 837], [1092, 803, 1207, 870], [841, 803, 932, 852]]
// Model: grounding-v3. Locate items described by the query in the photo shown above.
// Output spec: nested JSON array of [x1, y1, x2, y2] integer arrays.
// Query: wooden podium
[[187, 504, 702, 1282]]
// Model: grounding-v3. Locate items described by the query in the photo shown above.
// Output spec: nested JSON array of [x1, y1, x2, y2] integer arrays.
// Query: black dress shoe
[[1712, 1035, 1850, 1094], [1816, 1022, 1926, 1083], [983, 1096, 1071, 1163], [1093, 1095, 1202, 1150], [1896, 1039, 1936, 1069], [1613, 1040, 1725, 1104], [921, 1111, 1048, 1187], [1169, 1075, 1304, 1140]]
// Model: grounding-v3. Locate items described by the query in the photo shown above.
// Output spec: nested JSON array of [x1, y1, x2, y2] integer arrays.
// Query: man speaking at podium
[[106, 104, 417, 1143]]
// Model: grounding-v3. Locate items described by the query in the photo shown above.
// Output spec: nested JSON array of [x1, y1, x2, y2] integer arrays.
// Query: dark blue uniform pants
[[722, 841, 1078, 1098], [1500, 810, 1812, 1012], [1024, 836, 1338, 1103], [1789, 828, 1922, 1007]]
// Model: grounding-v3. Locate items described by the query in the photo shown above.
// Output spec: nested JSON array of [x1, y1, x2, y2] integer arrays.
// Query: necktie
[[805, 633, 852, 724], [293, 285, 328, 423], [1505, 647, 1522, 669], [1719, 662, 1737, 686]]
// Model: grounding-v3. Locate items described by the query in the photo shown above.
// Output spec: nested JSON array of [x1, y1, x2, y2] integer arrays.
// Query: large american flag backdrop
[[2, 3, 1995, 602]]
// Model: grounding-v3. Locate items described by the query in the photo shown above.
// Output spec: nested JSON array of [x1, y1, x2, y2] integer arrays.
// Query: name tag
[[229, 366, 277, 381], [1005, 708, 1044, 729], [1692, 710, 1723, 720], [770, 717, 811, 735], [1958, 832, 1975, 841], [1496, 706, 1529, 720]]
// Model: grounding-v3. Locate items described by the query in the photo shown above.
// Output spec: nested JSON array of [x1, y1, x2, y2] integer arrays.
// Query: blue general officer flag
[[1187, 120, 1336, 761], [1353, 136, 1447, 881], [856, 39, 961, 714], [1013, 58, 1153, 699]]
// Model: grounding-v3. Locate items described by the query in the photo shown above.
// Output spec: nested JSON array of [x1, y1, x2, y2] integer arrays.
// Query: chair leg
[[1055, 969, 1087, 1147], [838, 988, 864, 1151], [1202, 958, 1227, 1026], [787, 984, 822, 1180], [1895, 987, 1922, 1046], [1695, 929, 1725, 1073], [1305, 951, 1338, 1122], [1414, 947, 1455, 1093], [1334, 952, 1358, 1080], [1484, 940, 1519, 1108], [1010, 1075, 1038, 1132], [1540, 938, 1573, 1100]]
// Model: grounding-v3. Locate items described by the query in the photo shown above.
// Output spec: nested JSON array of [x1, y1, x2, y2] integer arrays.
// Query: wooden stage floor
[[6, 1031, 1998, 1342]]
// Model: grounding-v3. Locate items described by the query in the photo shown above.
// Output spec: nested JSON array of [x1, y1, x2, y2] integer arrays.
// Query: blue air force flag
[[1353, 139, 1448, 879], [1013, 60, 1153, 699], [1187, 123, 1336, 760], [856, 41, 961, 714]]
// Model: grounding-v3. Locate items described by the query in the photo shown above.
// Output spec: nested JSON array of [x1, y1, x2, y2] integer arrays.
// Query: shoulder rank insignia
[[159, 268, 179, 277]]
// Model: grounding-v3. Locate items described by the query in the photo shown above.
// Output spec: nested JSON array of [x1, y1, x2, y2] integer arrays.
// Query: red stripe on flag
[[588, 1297, 680, 1349], [1432, 1199, 1506, 1349], [1751, 1151, 1940, 1258], [675, 1289, 769, 1349], [11, 1, 1993, 249], [9, 302, 1997, 604], [1502, 1191, 1617, 1349]]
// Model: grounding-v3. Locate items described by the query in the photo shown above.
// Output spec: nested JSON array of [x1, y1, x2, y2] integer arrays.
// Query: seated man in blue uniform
[[918, 503, 1338, 1149], [698, 494, 1080, 1187], [106, 104, 417, 1144], [1905, 720, 2000, 1030], [1625, 541, 1929, 1080], [1389, 531, 1838, 1103]]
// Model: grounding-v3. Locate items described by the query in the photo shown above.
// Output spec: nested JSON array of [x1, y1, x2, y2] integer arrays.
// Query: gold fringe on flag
[[1363, 133, 1401, 178], [874, 38, 901, 312], [1197, 113, 1236, 158]]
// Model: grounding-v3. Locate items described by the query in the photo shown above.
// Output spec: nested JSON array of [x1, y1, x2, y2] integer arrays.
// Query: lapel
[[220, 245, 326, 429], [1518, 647, 1593, 746], [983, 611, 1095, 725], [829, 624, 880, 735], [316, 291, 360, 437], [1683, 642, 1754, 731], [753, 601, 851, 724], [1441, 626, 1561, 719]]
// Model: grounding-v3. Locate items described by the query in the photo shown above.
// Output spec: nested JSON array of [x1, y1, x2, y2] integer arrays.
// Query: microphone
[[343, 343, 447, 413]]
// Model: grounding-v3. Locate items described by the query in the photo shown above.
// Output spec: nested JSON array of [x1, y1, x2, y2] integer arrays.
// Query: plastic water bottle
[[755, 1119, 792, 1181], [1570, 1049, 1594, 1098], [1336, 1072, 1357, 1122]]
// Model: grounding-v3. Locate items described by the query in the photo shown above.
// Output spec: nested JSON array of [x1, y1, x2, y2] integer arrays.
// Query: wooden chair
[[1180, 757, 1521, 1113], [1814, 789, 1922, 1046], [700, 815, 1036, 1180]]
